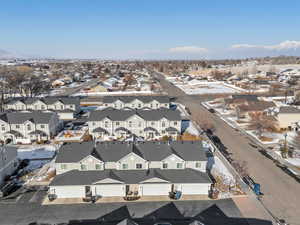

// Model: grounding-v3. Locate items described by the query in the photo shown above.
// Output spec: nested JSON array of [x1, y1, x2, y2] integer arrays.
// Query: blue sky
[[1, 0, 300, 59]]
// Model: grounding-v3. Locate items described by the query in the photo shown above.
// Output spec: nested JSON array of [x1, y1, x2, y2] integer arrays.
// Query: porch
[[42, 194, 210, 205]]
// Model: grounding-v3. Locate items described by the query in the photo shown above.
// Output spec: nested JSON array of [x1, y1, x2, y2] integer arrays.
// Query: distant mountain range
[[0, 49, 18, 59], [0, 49, 36, 59]]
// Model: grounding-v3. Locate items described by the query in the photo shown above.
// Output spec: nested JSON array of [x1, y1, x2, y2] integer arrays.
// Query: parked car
[[65, 122, 74, 130], [208, 108, 215, 113], [185, 107, 191, 115]]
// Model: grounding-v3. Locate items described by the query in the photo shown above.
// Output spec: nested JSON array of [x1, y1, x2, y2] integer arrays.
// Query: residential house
[[236, 101, 276, 121], [4, 96, 81, 120], [0, 145, 18, 187], [223, 94, 258, 110], [49, 141, 212, 199], [0, 112, 61, 144], [88, 108, 181, 140], [102, 96, 170, 109], [277, 106, 300, 130]]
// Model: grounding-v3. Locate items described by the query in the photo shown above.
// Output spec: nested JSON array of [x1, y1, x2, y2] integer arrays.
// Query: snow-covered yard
[[208, 156, 235, 184], [55, 128, 88, 142], [185, 122, 200, 136], [17, 144, 59, 172], [18, 145, 57, 160], [175, 81, 244, 95], [274, 150, 300, 169]]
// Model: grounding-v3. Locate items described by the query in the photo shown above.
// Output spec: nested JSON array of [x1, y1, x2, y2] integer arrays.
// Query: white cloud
[[231, 40, 300, 51], [169, 46, 208, 54]]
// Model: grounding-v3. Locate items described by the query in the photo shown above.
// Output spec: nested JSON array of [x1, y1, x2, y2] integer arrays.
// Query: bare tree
[[248, 113, 277, 137]]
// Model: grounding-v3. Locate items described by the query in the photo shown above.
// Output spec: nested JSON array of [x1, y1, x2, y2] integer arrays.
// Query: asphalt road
[[0, 198, 270, 225], [154, 71, 300, 225]]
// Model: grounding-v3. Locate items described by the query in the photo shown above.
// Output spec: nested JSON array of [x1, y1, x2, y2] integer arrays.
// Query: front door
[[85, 186, 92, 197]]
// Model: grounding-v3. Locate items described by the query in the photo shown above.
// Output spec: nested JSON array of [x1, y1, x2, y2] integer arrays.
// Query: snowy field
[[176, 81, 244, 95], [18, 145, 59, 171], [18, 145, 57, 160], [72, 90, 154, 96], [208, 156, 235, 184], [185, 122, 200, 136]]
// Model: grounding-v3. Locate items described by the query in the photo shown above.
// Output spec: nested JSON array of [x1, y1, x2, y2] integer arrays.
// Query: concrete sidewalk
[[43, 194, 212, 205]]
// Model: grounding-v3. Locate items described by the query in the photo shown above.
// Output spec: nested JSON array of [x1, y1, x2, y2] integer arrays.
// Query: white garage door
[[141, 183, 171, 196], [52, 186, 85, 198], [181, 184, 210, 195], [95, 184, 125, 197]]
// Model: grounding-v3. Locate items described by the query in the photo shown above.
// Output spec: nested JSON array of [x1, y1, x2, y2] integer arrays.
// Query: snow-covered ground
[[174, 81, 245, 95], [286, 157, 300, 167], [274, 150, 300, 169], [208, 156, 235, 185], [185, 122, 200, 136], [18, 145, 59, 172], [17, 145, 57, 160], [72, 91, 154, 96]]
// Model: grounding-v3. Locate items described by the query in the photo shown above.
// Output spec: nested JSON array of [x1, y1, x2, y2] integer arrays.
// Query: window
[[162, 163, 168, 169], [41, 105, 45, 110], [92, 122, 96, 126], [150, 104, 153, 108], [162, 122, 166, 127], [151, 121, 155, 126], [27, 124, 31, 131], [1, 125, 5, 131], [81, 164, 87, 170], [95, 164, 101, 170], [174, 122, 178, 126], [136, 163, 142, 169], [116, 122, 120, 126], [105, 121, 109, 128], [138, 104, 141, 108], [176, 163, 183, 169], [41, 124, 45, 129], [122, 164, 128, 169], [138, 122, 142, 127], [129, 121, 132, 127], [195, 162, 201, 168], [16, 125, 20, 129], [61, 164, 67, 170]]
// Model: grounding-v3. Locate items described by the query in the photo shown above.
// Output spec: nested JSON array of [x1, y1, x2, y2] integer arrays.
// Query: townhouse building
[[49, 141, 212, 199], [88, 108, 181, 140], [0, 112, 61, 144], [102, 96, 170, 109], [4, 96, 81, 120]]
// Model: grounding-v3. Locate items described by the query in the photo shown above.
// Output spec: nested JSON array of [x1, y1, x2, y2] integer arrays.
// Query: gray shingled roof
[[279, 106, 300, 114], [55, 142, 95, 163], [88, 108, 181, 121], [0, 112, 56, 124], [49, 168, 212, 186], [103, 96, 169, 104], [6, 96, 80, 105], [55, 141, 207, 163], [232, 95, 258, 101]]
